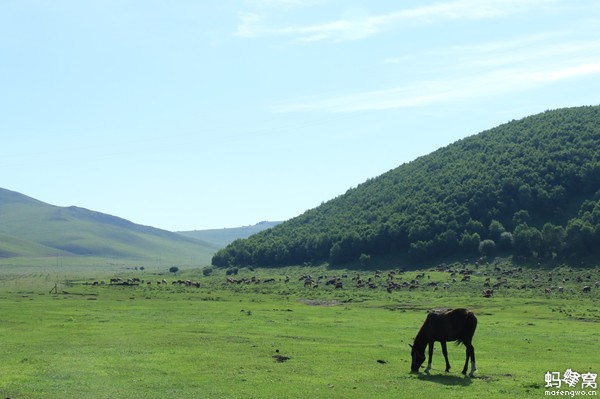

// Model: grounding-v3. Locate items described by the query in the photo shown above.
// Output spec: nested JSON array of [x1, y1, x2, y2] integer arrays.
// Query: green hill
[[178, 221, 282, 248], [213, 105, 600, 268], [0, 188, 218, 263]]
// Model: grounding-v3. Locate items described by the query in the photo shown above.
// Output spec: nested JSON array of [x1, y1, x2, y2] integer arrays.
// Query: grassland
[[0, 257, 599, 398], [0, 188, 218, 262]]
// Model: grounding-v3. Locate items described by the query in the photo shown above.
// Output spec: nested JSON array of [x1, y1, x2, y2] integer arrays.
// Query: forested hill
[[212, 105, 600, 268]]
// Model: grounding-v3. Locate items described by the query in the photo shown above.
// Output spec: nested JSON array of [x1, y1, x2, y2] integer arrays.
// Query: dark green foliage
[[564, 218, 595, 255], [540, 223, 565, 257], [488, 220, 506, 242], [479, 239, 496, 257], [213, 106, 600, 267], [460, 232, 480, 253], [513, 224, 542, 256], [359, 253, 371, 267], [498, 232, 513, 251]]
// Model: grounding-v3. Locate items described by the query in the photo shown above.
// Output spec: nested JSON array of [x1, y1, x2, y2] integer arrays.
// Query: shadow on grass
[[417, 373, 473, 386]]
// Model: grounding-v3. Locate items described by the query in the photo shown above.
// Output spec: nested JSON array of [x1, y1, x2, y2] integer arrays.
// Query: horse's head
[[410, 343, 425, 372]]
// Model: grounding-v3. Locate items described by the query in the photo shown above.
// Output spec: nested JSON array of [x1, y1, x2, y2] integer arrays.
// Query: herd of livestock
[[92, 260, 599, 297]]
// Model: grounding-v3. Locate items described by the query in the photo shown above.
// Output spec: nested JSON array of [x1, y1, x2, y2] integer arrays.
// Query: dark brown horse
[[410, 308, 477, 377]]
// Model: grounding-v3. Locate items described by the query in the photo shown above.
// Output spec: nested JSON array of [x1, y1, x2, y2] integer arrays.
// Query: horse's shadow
[[416, 373, 473, 386]]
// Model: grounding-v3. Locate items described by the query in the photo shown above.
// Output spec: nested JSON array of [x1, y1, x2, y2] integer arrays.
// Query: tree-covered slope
[[0, 188, 218, 262], [213, 106, 600, 268]]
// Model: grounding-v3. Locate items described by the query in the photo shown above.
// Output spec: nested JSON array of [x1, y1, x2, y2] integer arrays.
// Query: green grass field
[[0, 258, 598, 398]]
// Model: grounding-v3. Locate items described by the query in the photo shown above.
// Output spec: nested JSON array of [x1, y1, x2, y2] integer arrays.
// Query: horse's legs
[[462, 342, 477, 376], [424, 341, 434, 374], [441, 341, 451, 372], [468, 343, 477, 377], [462, 344, 469, 375]]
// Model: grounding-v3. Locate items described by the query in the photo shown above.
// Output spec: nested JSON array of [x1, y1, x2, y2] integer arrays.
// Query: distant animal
[[583, 285, 591, 293], [410, 308, 477, 377], [272, 354, 290, 363]]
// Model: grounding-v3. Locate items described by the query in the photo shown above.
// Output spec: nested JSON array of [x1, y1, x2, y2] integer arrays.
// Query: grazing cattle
[[583, 286, 591, 293], [410, 308, 477, 377], [325, 278, 338, 286], [482, 289, 493, 298]]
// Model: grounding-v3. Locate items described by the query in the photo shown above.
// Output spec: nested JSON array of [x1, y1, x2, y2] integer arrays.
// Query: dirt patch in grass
[[300, 299, 342, 307]]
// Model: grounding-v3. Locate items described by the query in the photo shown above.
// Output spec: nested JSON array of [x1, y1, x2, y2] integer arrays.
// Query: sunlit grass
[[0, 259, 598, 398]]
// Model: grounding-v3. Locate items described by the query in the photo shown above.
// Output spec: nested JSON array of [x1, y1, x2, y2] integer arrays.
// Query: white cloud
[[235, 0, 560, 42], [239, 1, 599, 114], [412, 35, 600, 74], [271, 22, 600, 114], [274, 60, 600, 113], [245, 0, 327, 7], [234, 12, 264, 38], [530, 63, 600, 82]]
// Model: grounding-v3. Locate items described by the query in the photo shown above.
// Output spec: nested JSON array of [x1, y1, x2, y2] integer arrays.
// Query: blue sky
[[2, 0, 599, 231]]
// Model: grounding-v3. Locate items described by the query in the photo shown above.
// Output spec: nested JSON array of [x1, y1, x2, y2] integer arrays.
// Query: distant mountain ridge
[[0, 188, 217, 263], [178, 221, 282, 248]]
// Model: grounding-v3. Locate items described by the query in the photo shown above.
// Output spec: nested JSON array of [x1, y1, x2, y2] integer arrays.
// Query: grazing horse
[[410, 308, 477, 377]]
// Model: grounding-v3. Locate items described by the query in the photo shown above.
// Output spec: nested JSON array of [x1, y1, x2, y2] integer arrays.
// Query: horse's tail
[[456, 311, 477, 346]]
